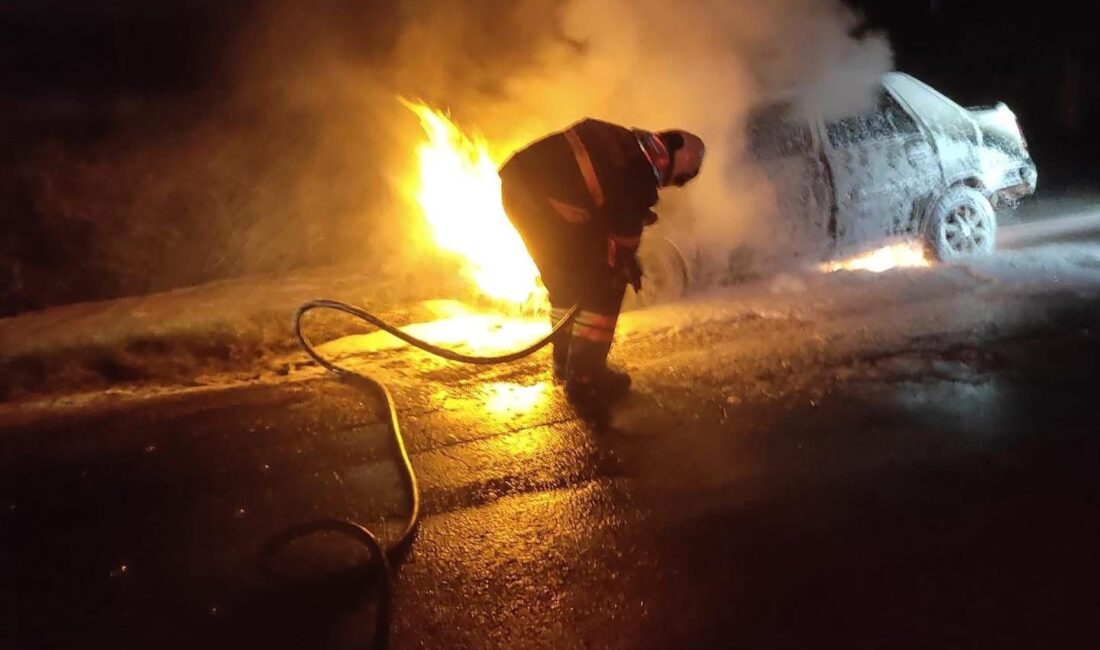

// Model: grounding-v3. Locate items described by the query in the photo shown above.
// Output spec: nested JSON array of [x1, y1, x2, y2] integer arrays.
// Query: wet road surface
[[4, 238, 1100, 648]]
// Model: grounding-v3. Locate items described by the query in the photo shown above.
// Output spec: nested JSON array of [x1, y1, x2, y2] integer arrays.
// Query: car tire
[[622, 235, 690, 311], [923, 185, 997, 261]]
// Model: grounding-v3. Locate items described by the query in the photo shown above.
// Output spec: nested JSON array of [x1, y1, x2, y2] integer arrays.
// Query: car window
[[882, 93, 919, 135], [826, 100, 872, 148], [892, 76, 978, 144], [826, 113, 873, 148], [826, 91, 919, 147], [746, 102, 813, 160]]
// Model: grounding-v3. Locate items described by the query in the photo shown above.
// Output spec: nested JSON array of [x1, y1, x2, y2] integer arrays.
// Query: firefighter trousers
[[501, 178, 627, 378]]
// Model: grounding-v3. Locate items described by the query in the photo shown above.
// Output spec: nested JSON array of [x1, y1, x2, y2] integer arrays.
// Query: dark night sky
[[3, 1, 1096, 163], [3, 2, 243, 94]]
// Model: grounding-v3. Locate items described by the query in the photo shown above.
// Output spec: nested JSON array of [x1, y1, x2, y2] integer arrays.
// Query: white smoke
[[385, 0, 894, 275]]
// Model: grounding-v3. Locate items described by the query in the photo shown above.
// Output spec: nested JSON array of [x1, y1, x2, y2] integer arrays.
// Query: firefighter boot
[[549, 307, 573, 381], [564, 337, 632, 411], [552, 342, 569, 382]]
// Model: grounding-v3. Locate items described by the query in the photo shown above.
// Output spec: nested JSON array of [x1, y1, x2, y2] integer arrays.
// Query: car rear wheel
[[622, 235, 690, 311], [923, 185, 997, 261]]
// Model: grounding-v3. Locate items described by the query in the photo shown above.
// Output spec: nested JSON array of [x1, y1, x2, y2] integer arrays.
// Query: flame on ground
[[402, 99, 543, 308], [318, 300, 551, 358], [820, 241, 931, 273]]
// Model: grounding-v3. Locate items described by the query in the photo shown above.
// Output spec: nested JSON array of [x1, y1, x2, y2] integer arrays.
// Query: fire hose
[[260, 300, 578, 648]]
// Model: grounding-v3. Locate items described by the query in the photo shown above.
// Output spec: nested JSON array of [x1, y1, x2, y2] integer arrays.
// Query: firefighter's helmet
[[657, 130, 706, 187]]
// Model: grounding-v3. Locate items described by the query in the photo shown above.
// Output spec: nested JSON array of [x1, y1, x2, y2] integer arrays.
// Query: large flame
[[821, 241, 930, 273], [402, 99, 543, 307]]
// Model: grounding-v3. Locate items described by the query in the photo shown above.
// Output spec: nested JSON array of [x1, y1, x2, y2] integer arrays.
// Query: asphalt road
[[3, 213, 1100, 649]]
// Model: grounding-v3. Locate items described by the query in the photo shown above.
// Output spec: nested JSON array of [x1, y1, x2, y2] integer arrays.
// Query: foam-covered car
[[746, 72, 1036, 261], [628, 73, 1037, 308]]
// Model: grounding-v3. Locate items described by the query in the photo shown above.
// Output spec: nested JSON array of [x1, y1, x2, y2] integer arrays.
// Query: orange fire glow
[[820, 241, 930, 273], [318, 300, 551, 358], [402, 99, 544, 308]]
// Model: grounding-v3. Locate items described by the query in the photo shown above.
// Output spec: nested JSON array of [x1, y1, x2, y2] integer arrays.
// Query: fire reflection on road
[[484, 381, 551, 416]]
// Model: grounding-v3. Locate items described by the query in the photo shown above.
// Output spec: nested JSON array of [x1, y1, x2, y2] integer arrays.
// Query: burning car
[[406, 74, 1036, 312], [745, 71, 1037, 262], [629, 73, 1037, 307]]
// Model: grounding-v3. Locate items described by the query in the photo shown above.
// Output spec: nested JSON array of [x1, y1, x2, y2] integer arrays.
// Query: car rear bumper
[[992, 158, 1037, 207]]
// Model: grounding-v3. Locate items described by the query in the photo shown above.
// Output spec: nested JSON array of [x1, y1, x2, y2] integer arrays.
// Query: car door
[[745, 101, 834, 256], [823, 91, 942, 247]]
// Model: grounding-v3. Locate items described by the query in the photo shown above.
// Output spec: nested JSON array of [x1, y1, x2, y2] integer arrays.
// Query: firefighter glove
[[625, 255, 643, 293], [608, 237, 643, 293]]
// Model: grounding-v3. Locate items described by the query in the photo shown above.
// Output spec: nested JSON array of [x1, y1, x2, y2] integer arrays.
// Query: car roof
[[883, 72, 964, 114], [748, 72, 971, 128]]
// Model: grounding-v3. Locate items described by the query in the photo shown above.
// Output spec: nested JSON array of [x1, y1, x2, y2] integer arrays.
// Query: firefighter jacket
[[499, 118, 661, 252]]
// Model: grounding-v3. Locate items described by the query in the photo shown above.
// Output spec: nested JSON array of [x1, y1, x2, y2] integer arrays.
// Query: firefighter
[[499, 119, 705, 410]]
